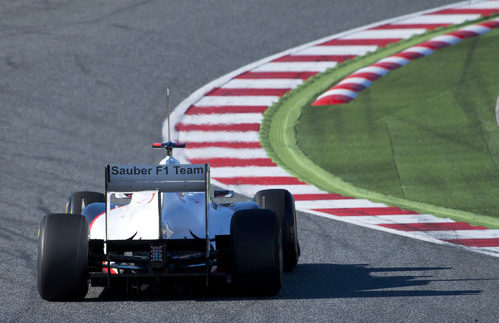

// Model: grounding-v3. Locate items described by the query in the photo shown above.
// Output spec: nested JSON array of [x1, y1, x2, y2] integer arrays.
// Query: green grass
[[260, 16, 499, 228]]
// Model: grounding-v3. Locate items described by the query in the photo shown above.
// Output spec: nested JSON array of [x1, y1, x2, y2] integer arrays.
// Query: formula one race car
[[37, 142, 300, 300]]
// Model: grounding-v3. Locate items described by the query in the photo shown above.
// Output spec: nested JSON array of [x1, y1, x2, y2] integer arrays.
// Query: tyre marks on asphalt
[[171, 1, 499, 256]]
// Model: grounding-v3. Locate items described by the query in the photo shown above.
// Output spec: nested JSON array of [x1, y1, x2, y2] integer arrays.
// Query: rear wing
[[106, 164, 207, 192], [103, 163, 210, 261]]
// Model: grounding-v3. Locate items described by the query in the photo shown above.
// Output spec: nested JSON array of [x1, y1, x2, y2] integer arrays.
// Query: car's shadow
[[83, 263, 482, 302]]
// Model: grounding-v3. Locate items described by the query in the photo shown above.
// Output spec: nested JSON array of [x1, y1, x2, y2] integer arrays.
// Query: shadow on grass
[[83, 263, 482, 302]]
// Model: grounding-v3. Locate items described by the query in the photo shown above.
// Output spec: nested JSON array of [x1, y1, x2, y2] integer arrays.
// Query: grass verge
[[260, 16, 499, 228]]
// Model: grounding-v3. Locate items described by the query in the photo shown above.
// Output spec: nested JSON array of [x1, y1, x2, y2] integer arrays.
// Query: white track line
[[468, 1, 499, 8], [211, 166, 291, 178], [225, 184, 324, 196], [252, 62, 338, 72], [296, 199, 387, 209], [397, 14, 481, 24], [221, 79, 303, 89], [297, 45, 378, 56], [181, 113, 263, 125], [195, 96, 280, 106], [410, 230, 499, 240], [471, 246, 499, 254], [343, 214, 455, 225], [340, 29, 426, 39], [178, 131, 260, 142], [185, 147, 268, 159]]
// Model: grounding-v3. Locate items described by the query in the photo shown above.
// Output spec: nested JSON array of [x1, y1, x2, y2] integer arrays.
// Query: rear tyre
[[67, 191, 105, 215], [37, 213, 89, 301], [230, 209, 282, 296], [254, 189, 299, 272]]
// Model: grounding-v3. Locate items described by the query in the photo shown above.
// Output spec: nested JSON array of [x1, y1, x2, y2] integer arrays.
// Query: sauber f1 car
[[37, 141, 300, 300]]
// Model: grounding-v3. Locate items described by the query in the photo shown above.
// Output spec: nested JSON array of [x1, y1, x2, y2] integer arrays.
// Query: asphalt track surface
[[1, 1, 498, 321]]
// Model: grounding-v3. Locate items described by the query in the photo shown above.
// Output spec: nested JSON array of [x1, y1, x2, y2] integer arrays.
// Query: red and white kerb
[[312, 18, 499, 106]]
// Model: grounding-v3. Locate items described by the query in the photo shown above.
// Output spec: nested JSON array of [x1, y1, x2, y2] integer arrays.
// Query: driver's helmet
[[160, 155, 180, 165]]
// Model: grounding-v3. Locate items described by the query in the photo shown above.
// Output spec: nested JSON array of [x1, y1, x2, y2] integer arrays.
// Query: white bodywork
[[89, 156, 236, 241]]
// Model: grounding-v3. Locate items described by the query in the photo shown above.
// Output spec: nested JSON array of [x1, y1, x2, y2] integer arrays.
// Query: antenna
[[152, 87, 186, 155], [166, 87, 171, 143]]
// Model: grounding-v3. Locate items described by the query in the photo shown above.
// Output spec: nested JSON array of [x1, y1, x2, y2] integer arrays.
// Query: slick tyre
[[230, 209, 283, 296], [254, 189, 299, 272], [37, 213, 89, 301], [67, 191, 105, 215]]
